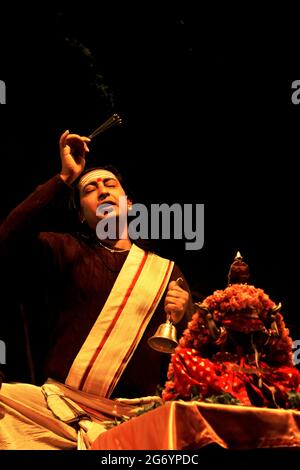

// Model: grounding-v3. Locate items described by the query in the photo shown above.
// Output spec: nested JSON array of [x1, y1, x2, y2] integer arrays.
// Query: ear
[[79, 210, 85, 223], [127, 198, 133, 210]]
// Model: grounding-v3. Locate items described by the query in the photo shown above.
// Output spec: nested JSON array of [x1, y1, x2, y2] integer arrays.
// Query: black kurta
[[0, 175, 190, 398]]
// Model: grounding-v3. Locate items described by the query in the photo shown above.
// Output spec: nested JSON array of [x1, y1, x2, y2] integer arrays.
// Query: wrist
[[60, 173, 77, 187]]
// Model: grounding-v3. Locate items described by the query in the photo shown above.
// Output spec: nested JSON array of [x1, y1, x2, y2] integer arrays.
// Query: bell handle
[[175, 277, 184, 287], [166, 313, 173, 324]]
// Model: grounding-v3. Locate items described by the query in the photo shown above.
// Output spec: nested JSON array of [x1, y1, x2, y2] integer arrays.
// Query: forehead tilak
[[78, 170, 117, 190]]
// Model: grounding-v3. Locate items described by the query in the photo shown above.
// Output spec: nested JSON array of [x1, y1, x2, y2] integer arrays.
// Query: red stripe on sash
[[106, 260, 173, 397], [79, 252, 149, 390]]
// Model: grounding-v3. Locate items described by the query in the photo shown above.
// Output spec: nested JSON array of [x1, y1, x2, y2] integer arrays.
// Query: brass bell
[[148, 277, 183, 353], [148, 317, 178, 353]]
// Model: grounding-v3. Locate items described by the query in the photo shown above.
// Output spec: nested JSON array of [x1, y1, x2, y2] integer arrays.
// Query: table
[[91, 400, 300, 450]]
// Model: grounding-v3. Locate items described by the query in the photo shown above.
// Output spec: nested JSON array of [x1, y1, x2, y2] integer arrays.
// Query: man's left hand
[[164, 281, 190, 324]]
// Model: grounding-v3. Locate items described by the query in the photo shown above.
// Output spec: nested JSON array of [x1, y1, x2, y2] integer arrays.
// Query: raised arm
[[0, 131, 91, 249]]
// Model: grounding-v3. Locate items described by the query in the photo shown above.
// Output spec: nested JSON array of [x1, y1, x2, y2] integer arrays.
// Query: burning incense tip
[[88, 114, 122, 139]]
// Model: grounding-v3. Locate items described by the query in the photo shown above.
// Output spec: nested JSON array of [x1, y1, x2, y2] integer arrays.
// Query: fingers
[[165, 303, 181, 315], [166, 282, 187, 300], [164, 290, 188, 311], [167, 286, 184, 296], [164, 295, 186, 311], [81, 136, 92, 152], [59, 130, 70, 146], [164, 302, 183, 324], [59, 131, 91, 150], [168, 279, 186, 290], [164, 280, 189, 323], [167, 280, 178, 290]]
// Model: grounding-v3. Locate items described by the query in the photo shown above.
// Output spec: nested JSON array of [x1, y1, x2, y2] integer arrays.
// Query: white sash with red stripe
[[65, 244, 174, 397]]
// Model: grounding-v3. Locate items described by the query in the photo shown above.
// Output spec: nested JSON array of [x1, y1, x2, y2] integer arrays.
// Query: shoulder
[[39, 231, 92, 263]]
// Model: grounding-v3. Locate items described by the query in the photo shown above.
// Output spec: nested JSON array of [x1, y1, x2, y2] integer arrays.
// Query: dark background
[[0, 6, 298, 382]]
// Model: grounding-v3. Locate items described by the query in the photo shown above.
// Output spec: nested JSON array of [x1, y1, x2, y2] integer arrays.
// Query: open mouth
[[98, 200, 116, 208], [97, 201, 117, 216]]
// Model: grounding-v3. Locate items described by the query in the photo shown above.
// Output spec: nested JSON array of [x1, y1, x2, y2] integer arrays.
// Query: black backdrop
[[0, 6, 298, 381]]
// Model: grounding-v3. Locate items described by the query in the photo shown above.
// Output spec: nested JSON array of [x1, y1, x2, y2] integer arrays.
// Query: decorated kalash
[[162, 252, 300, 409]]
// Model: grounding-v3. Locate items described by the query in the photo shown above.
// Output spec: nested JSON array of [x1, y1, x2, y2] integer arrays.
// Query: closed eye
[[84, 184, 97, 193], [104, 178, 117, 187]]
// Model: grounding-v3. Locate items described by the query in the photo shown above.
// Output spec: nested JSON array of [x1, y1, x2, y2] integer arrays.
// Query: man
[[0, 131, 192, 449]]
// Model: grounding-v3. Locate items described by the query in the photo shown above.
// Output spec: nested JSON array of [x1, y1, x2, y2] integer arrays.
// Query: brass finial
[[228, 251, 250, 285]]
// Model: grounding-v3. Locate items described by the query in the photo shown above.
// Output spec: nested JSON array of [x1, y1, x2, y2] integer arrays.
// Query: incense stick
[[88, 114, 122, 139]]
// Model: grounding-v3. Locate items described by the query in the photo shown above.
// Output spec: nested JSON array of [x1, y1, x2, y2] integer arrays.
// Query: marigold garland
[[163, 283, 298, 407]]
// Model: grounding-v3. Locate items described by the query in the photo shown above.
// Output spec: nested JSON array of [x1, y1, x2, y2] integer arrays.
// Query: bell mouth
[[147, 336, 178, 353], [148, 320, 178, 353]]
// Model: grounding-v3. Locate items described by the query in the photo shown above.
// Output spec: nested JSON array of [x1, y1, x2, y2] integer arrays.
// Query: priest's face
[[78, 169, 131, 230]]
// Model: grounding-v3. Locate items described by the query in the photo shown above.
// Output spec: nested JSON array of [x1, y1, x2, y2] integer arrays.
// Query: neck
[[102, 239, 132, 251]]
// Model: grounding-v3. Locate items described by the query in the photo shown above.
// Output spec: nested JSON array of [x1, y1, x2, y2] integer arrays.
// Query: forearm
[[0, 175, 71, 247], [0, 128, 91, 248]]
